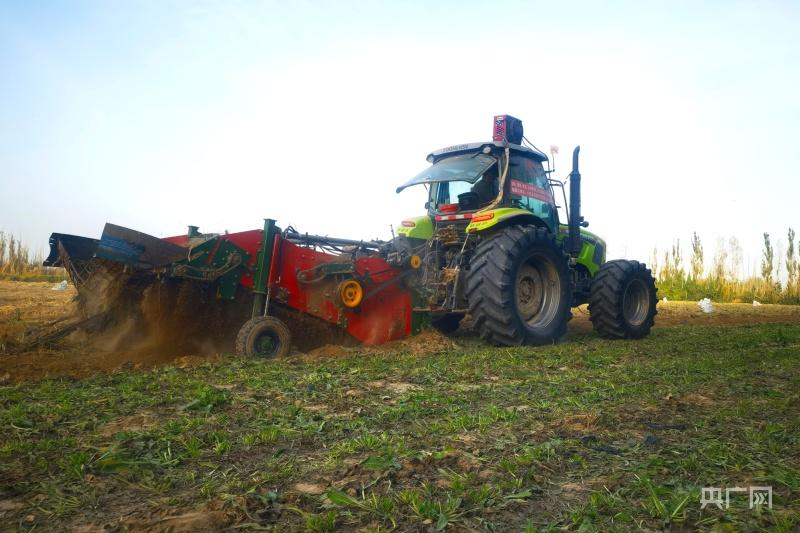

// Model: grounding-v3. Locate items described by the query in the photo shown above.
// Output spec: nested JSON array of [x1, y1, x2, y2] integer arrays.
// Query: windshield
[[396, 153, 497, 193], [432, 164, 500, 212]]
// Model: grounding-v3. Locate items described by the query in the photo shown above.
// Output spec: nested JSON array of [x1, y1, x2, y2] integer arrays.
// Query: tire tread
[[588, 259, 657, 339], [465, 226, 571, 346]]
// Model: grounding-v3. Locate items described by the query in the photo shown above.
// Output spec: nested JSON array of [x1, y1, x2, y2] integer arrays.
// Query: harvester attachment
[[44, 220, 424, 357], [45, 223, 187, 279]]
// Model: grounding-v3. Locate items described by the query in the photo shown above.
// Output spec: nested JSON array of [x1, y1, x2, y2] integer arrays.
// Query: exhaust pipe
[[568, 146, 582, 257]]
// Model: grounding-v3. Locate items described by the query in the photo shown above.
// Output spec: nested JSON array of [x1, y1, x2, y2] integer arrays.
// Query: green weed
[[1, 324, 798, 530]]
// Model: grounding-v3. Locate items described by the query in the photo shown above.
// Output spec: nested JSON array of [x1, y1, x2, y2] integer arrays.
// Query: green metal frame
[[170, 239, 250, 301], [251, 219, 278, 318], [296, 261, 354, 283]]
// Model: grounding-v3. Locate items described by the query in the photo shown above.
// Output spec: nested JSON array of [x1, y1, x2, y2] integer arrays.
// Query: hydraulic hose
[[478, 146, 510, 212]]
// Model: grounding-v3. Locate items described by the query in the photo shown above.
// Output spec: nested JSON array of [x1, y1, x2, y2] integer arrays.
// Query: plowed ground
[[1, 280, 798, 382]]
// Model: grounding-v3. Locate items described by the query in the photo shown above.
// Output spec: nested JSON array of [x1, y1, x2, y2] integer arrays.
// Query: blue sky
[[1, 1, 798, 277]]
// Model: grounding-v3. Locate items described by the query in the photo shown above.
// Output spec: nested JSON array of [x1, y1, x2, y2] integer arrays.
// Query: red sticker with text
[[510, 179, 553, 203]]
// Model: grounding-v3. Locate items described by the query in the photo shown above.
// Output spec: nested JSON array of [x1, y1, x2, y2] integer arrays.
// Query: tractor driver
[[471, 165, 500, 206]]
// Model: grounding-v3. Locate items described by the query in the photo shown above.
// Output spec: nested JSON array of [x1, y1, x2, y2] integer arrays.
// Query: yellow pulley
[[339, 279, 364, 308]]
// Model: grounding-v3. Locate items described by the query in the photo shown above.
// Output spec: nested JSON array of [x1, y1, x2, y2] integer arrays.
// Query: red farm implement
[[45, 220, 425, 357]]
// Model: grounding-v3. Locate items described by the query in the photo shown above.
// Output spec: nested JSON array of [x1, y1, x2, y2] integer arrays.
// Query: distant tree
[[761, 232, 774, 284], [7, 235, 17, 274], [788, 228, 798, 296], [712, 238, 728, 280], [690, 232, 704, 280], [651, 247, 659, 279], [670, 239, 684, 279], [0, 231, 6, 269], [728, 237, 743, 280]]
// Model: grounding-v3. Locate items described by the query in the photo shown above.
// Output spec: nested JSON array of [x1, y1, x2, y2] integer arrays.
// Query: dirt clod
[[130, 510, 226, 532], [560, 413, 599, 432], [98, 412, 160, 437], [366, 380, 421, 394], [293, 482, 327, 495], [0, 500, 25, 512], [363, 329, 459, 356]]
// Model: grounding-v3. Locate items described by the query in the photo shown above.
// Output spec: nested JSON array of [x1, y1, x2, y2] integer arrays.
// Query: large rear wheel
[[588, 260, 657, 339], [465, 226, 572, 346]]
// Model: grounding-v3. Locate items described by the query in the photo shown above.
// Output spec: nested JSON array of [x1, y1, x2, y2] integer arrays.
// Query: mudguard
[[465, 207, 542, 233], [396, 215, 434, 240], [557, 225, 606, 277]]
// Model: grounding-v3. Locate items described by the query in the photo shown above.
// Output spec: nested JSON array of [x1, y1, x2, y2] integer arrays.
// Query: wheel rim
[[622, 278, 649, 326], [253, 330, 281, 357], [516, 252, 561, 328]]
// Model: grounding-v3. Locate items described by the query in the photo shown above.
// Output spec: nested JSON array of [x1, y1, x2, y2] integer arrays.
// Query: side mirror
[[424, 201, 430, 210]]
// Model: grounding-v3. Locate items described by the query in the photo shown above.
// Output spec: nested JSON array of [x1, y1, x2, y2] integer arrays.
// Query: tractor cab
[[395, 120, 559, 240], [398, 151, 499, 213]]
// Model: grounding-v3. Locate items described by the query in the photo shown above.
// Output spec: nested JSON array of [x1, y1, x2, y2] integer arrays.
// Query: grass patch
[[0, 324, 798, 530]]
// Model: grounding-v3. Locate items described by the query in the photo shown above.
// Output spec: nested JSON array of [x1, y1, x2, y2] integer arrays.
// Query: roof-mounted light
[[493, 115, 524, 145]]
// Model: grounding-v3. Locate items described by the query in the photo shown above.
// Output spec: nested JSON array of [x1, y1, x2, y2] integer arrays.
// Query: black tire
[[235, 316, 292, 358], [588, 260, 657, 339], [431, 313, 464, 334], [465, 225, 572, 346]]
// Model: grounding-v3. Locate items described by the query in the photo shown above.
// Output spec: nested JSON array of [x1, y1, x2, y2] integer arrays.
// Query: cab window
[[432, 166, 500, 212], [506, 156, 557, 227]]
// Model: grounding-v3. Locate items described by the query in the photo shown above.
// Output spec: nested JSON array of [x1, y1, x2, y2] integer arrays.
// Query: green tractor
[[392, 115, 657, 345]]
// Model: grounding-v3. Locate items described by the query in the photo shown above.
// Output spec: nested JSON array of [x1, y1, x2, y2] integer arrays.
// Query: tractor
[[390, 115, 657, 345], [43, 115, 656, 357]]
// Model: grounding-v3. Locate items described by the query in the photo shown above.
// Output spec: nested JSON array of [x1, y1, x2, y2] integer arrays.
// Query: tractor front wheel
[[465, 225, 572, 346], [588, 260, 657, 339], [235, 316, 292, 358]]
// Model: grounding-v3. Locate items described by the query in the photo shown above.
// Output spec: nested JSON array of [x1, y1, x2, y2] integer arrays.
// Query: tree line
[[652, 227, 799, 304], [0, 232, 64, 281], [3, 227, 800, 303]]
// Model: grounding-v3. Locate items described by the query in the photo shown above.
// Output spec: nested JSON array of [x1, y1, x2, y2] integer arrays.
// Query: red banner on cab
[[509, 179, 553, 203]]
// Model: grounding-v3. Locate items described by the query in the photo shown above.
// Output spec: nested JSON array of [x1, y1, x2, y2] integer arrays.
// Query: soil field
[[0, 280, 799, 531], [1, 280, 798, 382]]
